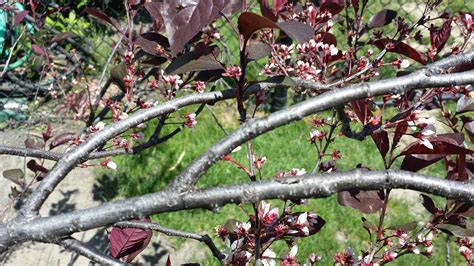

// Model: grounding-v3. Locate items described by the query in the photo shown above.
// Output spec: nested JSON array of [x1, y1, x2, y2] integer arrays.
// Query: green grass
[[94, 100, 466, 265]]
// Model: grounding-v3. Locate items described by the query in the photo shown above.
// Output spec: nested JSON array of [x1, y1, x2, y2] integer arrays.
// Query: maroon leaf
[[429, 18, 452, 53], [165, 49, 224, 75], [351, 0, 359, 13], [367, 9, 397, 29], [315, 32, 337, 46], [51, 32, 76, 43], [42, 123, 52, 142], [337, 190, 385, 214], [24, 137, 44, 150], [238, 12, 278, 40], [373, 39, 427, 65], [319, 0, 345, 15], [456, 95, 474, 114], [85, 7, 121, 31], [31, 44, 48, 58], [392, 121, 408, 150], [420, 194, 441, 215], [13, 10, 29, 27], [372, 130, 389, 158], [166, 255, 171, 266], [400, 135, 474, 156], [109, 217, 153, 262], [50, 133, 76, 149], [277, 21, 315, 43], [159, 0, 230, 55]]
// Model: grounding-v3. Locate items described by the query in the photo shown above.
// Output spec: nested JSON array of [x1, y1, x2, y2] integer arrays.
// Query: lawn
[[95, 99, 464, 265]]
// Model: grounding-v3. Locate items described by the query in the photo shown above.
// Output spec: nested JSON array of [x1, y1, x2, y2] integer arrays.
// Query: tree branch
[[57, 237, 125, 266], [114, 221, 225, 263], [1, 170, 474, 250]]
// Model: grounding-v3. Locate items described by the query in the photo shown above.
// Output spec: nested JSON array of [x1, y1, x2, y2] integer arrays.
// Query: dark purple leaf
[[3, 169, 24, 186], [109, 217, 153, 261], [456, 95, 474, 114], [51, 32, 76, 43], [373, 39, 427, 65], [166, 255, 171, 266], [42, 123, 52, 142], [49, 133, 76, 149], [135, 32, 169, 57], [144, 2, 165, 32], [438, 223, 474, 237], [337, 190, 385, 214], [24, 137, 44, 150], [315, 32, 337, 46], [319, 0, 345, 15], [159, 0, 230, 55], [31, 44, 48, 57], [222, 0, 242, 17], [429, 18, 452, 53], [372, 130, 389, 158], [246, 41, 272, 60], [400, 135, 474, 156], [465, 122, 474, 143], [27, 159, 48, 181], [277, 21, 315, 43], [85, 7, 121, 31], [387, 221, 418, 232], [238, 12, 278, 40], [401, 154, 444, 172], [165, 50, 224, 75], [419, 194, 440, 215], [367, 9, 397, 29], [13, 10, 29, 27]]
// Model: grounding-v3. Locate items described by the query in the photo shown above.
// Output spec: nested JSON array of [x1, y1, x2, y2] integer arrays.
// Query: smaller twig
[[337, 105, 381, 141], [0, 27, 26, 77], [446, 235, 451, 266], [114, 221, 225, 264], [206, 105, 229, 135], [57, 237, 125, 265]]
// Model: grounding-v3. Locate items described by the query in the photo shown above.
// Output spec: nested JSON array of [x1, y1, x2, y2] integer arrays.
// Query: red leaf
[[258, 0, 278, 22], [13, 10, 29, 27], [42, 123, 53, 142], [166, 255, 171, 266], [337, 190, 385, 214], [27, 159, 48, 180], [50, 133, 76, 149], [159, 0, 230, 55], [238, 12, 278, 40], [31, 44, 48, 58], [373, 38, 427, 65], [400, 136, 474, 156], [85, 7, 121, 32], [392, 121, 408, 150], [109, 217, 153, 261], [165, 49, 224, 75], [315, 32, 337, 46], [429, 18, 452, 53], [351, 0, 359, 13]]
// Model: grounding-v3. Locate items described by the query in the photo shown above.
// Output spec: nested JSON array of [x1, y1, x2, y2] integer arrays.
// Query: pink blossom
[[258, 201, 279, 226], [183, 112, 197, 128], [222, 65, 242, 78]]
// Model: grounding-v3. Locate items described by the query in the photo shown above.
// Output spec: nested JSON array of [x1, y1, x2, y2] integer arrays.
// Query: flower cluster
[[216, 201, 324, 265]]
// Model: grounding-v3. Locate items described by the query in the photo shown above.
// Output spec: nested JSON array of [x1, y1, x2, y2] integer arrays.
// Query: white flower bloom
[[106, 160, 117, 170], [400, 59, 410, 68], [420, 138, 434, 150], [290, 245, 298, 257], [262, 249, 276, 266]]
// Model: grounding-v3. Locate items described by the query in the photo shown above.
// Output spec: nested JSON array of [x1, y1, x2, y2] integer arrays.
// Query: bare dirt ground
[[0, 122, 205, 265]]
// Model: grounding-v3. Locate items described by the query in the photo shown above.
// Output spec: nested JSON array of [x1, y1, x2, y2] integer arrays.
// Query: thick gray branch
[[17, 85, 263, 216], [1, 170, 474, 249], [58, 237, 125, 266]]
